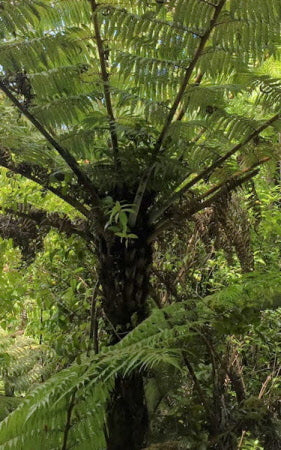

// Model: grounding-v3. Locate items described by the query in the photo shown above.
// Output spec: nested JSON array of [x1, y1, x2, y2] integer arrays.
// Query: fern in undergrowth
[[0, 331, 54, 397], [0, 272, 280, 449]]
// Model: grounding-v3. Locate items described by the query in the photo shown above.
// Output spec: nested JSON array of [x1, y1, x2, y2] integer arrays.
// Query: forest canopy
[[0, 0, 281, 449]]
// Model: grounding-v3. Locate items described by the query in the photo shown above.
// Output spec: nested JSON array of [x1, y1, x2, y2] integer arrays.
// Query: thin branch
[[0, 81, 101, 206], [61, 391, 76, 450], [258, 373, 274, 400], [87, 280, 100, 355], [237, 431, 247, 450], [149, 113, 280, 224], [89, 0, 120, 172], [154, 0, 226, 154], [183, 354, 209, 412]]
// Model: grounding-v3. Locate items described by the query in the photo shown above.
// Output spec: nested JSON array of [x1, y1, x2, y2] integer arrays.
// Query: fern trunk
[[98, 234, 152, 449], [106, 374, 148, 450], [99, 236, 152, 330]]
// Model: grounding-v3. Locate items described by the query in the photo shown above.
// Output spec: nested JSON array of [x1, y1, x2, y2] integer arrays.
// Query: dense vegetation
[[0, 0, 281, 448]]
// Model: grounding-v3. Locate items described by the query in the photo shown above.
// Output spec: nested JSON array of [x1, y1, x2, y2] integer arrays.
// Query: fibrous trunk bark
[[98, 233, 152, 449], [106, 373, 148, 450]]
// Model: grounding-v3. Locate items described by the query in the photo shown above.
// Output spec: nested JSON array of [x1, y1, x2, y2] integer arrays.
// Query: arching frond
[[0, 272, 281, 449], [0, 0, 280, 198]]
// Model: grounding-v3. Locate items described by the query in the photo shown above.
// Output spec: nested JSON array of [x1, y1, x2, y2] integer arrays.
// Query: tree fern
[[1, 0, 281, 447]]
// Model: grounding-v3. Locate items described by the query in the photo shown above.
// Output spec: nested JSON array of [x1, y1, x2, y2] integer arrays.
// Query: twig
[[87, 280, 100, 355], [258, 374, 273, 399], [237, 430, 247, 450], [61, 391, 76, 450], [183, 354, 209, 412]]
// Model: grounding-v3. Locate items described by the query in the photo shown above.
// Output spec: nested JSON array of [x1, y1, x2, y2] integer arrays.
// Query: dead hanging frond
[[193, 207, 234, 266], [193, 191, 254, 272], [0, 204, 89, 262], [214, 193, 254, 273], [0, 214, 45, 261], [1, 71, 34, 109], [246, 180, 262, 229]]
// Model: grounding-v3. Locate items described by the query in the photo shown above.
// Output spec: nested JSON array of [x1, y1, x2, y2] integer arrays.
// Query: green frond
[[100, 4, 198, 59], [31, 93, 101, 128], [0, 333, 54, 396], [0, 271, 281, 448], [174, 0, 214, 31], [57, 128, 108, 161], [55, 0, 91, 27], [113, 86, 170, 125], [0, 0, 280, 189], [210, 109, 258, 141], [27, 64, 93, 100], [0, 0, 48, 35], [0, 31, 87, 72], [113, 51, 183, 98]]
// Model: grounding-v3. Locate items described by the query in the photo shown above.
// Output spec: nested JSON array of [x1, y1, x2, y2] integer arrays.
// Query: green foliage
[[0, 0, 281, 196], [1, 0, 281, 448], [0, 273, 281, 448], [0, 331, 52, 397], [0, 239, 24, 322], [104, 198, 137, 239]]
